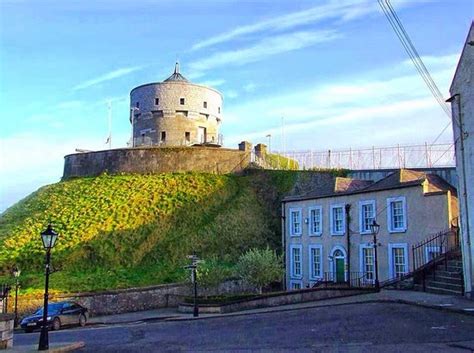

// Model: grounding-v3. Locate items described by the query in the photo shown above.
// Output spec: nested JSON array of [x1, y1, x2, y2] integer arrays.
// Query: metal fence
[[313, 272, 375, 288], [277, 143, 455, 170]]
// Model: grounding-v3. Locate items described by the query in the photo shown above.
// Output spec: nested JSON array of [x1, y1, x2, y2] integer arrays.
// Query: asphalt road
[[14, 302, 474, 352]]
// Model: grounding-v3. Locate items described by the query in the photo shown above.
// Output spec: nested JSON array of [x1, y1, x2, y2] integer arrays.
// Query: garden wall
[[178, 287, 374, 314], [0, 314, 13, 350], [16, 280, 255, 317]]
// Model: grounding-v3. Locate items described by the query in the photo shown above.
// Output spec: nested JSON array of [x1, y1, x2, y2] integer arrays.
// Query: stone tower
[[129, 63, 223, 147]]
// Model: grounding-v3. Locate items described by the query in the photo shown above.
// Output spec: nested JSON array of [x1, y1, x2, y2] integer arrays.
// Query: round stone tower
[[130, 63, 223, 147]]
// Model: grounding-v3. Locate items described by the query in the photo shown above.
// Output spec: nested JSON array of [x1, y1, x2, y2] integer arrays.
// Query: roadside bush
[[235, 247, 283, 294]]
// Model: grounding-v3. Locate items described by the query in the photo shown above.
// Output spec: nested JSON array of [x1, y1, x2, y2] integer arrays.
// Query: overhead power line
[[378, 0, 452, 118]]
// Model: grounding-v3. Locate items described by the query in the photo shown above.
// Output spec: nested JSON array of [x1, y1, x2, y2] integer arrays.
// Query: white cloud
[[72, 66, 144, 91], [190, 30, 341, 72], [225, 90, 239, 99], [191, 0, 414, 51], [243, 83, 257, 93], [223, 53, 458, 150], [197, 79, 226, 87], [0, 132, 130, 212]]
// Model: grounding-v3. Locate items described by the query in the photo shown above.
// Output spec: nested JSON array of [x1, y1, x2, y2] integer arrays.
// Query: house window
[[155, 98, 159, 105], [309, 207, 322, 236], [309, 245, 322, 279], [359, 200, 376, 234], [289, 280, 302, 290], [289, 208, 302, 236], [360, 246, 374, 282], [290, 245, 302, 278], [388, 243, 408, 279], [218, 107, 221, 114], [203, 101, 207, 108], [330, 205, 344, 235], [387, 197, 407, 232], [160, 131, 166, 142], [135, 102, 139, 108], [185, 132, 191, 142], [180, 98, 185, 105]]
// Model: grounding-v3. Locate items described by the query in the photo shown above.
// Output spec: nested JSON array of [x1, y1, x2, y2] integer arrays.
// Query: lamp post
[[38, 224, 58, 351], [369, 220, 381, 291], [185, 253, 200, 317], [12, 267, 20, 327]]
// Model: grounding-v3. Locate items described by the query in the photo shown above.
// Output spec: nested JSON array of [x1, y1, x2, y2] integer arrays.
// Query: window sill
[[331, 233, 345, 236], [289, 234, 302, 237], [388, 229, 407, 234], [290, 275, 303, 280], [309, 233, 322, 237]]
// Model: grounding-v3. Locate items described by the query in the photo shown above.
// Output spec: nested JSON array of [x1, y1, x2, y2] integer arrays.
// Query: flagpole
[[107, 100, 112, 149]]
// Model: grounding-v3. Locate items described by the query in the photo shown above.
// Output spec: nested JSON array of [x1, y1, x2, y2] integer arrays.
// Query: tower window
[[203, 101, 207, 108], [180, 98, 185, 105], [185, 132, 190, 142], [161, 131, 166, 142], [136, 102, 139, 108], [155, 98, 159, 105], [218, 107, 221, 113]]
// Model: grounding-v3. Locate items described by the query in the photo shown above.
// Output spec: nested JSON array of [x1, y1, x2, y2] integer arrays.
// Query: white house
[[282, 170, 458, 290]]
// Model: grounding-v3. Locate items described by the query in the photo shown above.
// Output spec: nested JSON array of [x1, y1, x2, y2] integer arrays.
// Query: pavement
[[88, 288, 474, 326], [6, 341, 84, 352]]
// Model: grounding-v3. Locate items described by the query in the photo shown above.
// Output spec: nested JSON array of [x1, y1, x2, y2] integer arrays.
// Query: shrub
[[235, 247, 283, 294]]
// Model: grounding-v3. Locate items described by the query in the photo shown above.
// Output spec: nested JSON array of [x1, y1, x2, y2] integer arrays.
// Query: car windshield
[[34, 303, 64, 315]]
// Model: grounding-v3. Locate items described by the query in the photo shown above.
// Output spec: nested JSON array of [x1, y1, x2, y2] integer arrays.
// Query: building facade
[[448, 22, 474, 298], [130, 63, 223, 147], [282, 170, 458, 290]]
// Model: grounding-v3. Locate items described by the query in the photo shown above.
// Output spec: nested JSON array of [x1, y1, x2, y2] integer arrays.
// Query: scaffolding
[[277, 143, 455, 170]]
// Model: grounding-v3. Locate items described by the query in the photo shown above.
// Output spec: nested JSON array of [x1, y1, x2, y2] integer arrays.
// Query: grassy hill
[[0, 171, 297, 294]]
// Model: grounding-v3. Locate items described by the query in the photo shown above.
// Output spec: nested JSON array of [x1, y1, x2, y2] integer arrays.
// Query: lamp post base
[[38, 326, 49, 351]]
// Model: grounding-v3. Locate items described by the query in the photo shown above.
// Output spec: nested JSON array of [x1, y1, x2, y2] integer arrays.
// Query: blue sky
[[0, 0, 472, 211]]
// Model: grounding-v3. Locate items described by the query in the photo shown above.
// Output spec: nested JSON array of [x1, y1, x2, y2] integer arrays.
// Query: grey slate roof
[[164, 62, 189, 83], [283, 169, 456, 202]]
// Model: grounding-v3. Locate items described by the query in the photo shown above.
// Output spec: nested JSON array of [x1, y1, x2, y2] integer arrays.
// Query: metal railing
[[313, 272, 375, 288], [412, 228, 460, 273], [277, 143, 455, 170]]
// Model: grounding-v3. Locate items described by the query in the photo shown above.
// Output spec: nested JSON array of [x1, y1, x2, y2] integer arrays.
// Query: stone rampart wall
[[63, 146, 251, 179]]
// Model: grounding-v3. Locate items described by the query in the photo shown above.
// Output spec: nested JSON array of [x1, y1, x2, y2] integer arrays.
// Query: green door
[[336, 258, 345, 283]]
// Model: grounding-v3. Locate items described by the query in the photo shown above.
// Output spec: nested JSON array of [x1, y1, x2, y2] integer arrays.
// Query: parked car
[[20, 301, 88, 333]]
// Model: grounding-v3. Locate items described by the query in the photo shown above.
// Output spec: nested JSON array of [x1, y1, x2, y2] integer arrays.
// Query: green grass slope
[[0, 171, 296, 293]]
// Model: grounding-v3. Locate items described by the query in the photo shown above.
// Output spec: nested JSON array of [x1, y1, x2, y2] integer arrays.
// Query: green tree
[[235, 247, 283, 294]]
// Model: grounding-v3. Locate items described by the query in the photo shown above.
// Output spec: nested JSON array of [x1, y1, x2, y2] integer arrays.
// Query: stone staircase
[[415, 257, 464, 295]]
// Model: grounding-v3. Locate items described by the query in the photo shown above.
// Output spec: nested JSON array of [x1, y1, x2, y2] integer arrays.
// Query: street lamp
[[12, 267, 21, 327], [369, 220, 381, 291], [185, 253, 200, 317], [38, 224, 58, 351]]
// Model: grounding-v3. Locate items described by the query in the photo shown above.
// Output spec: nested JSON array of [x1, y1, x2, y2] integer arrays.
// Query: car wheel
[[52, 318, 61, 331], [24, 328, 34, 333], [79, 314, 87, 327]]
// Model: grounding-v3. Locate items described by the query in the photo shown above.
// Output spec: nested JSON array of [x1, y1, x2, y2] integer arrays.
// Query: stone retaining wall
[[63, 146, 251, 179], [178, 287, 374, 314], [19, 280, 255, 317], [0, 314, 13, 350]]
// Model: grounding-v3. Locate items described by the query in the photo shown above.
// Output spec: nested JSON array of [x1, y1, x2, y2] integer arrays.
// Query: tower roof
[[164, 62, 189, 82]]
